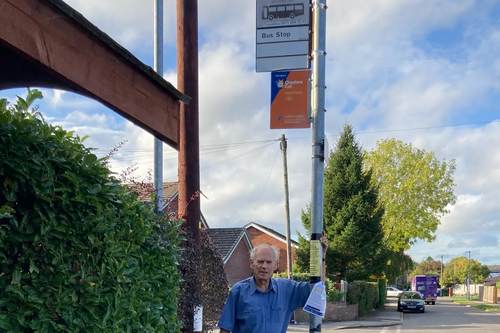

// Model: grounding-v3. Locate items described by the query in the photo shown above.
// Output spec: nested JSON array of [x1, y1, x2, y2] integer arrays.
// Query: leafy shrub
[[0, 90, 181, 332], [273, 273, 346, 302], [177, 225, 228, 333], [346, 281, 378, 316], [377, 278, 386, 307], [199, 228, 228, 332], [273, 272, 309, 282], [326, 289, 345, 302]]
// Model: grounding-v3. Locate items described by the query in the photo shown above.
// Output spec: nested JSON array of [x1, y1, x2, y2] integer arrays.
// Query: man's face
[[250, 247, 277, 281]]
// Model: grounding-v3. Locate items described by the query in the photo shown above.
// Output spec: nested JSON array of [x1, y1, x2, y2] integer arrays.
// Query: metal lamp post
[[465, 251, 471, 301]]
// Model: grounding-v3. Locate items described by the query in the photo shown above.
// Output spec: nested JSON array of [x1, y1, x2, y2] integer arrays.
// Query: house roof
[[207, 228, 252, 263], [162, 182, 179, 200], [487, 265, 500, 273], [127, 182, 178, 202], [126, 182, 209, 228], [244, 222, 299, 248], [483, 276, 500, 282]]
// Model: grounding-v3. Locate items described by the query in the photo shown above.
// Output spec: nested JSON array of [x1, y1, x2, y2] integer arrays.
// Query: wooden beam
[[0, 0, 187, 149]]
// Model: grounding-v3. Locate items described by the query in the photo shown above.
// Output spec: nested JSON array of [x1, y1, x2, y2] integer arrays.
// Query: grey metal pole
[[467, 251, 471, 301], [309, 0, 327, 332], [281, 134, 293, 280], [441, 254, 443, 291], [154, 0, 164, 213]]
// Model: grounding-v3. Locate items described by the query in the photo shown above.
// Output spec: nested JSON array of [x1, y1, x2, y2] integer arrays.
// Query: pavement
[[285, 298, 402, 332], [444, 296, 500, 311], [209, 298, 403, 332]]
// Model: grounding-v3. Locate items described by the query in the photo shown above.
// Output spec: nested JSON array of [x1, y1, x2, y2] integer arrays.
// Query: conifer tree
[[296, 124, 387, 282]]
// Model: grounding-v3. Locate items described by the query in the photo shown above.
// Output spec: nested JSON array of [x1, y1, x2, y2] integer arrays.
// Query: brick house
[[129, 181, 209, 228], [206, 228, 253, 286], [244, 221, 299, 273]]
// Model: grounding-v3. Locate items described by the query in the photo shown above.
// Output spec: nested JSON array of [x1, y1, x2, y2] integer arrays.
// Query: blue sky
[[3, 0, 500, 267]]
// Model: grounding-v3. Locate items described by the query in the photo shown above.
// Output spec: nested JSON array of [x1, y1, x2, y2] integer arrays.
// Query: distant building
[[207, 228, 253, 286], [487, 265, 500, 279], [127, 181, 209, 228], [244, 221, 299, 273]]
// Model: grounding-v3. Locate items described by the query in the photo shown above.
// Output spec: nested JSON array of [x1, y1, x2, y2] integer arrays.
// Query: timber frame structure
[[0, 0, 188, 149]]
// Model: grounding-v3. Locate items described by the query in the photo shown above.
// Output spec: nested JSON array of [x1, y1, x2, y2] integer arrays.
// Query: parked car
[[397, 291, 425, 313], [386, 287, 403, 297]]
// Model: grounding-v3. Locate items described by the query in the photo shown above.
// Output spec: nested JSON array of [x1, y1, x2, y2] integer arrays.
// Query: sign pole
[[153, 0, 164, 213], [309, 0, 327, 332]]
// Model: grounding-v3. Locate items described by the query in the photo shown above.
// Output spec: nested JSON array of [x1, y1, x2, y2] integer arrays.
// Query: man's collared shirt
[[218, 277, 310, 333]]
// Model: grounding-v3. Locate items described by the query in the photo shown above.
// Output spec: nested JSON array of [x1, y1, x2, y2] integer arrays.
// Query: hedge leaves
[[0, 90, 181, 332]]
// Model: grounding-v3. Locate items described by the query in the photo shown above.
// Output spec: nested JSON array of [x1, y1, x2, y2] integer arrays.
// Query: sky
[[3, 0, 500, 267]]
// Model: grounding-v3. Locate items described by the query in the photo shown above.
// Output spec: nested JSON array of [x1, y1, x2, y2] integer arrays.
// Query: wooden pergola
[[0, 0, 188, 150]]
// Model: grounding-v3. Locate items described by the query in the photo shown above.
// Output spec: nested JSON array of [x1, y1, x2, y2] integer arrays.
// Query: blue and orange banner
[[270, 70, 311, 129]]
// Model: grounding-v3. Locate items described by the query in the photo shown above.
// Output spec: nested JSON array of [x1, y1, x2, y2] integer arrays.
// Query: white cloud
[[19, 0, 500, 266], [63, 0, 178, 48], [448, 233, 499, 248]]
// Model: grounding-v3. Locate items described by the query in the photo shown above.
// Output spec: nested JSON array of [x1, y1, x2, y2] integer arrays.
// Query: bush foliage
[[377, 278, 386, 307], [177, 225, 228, 333], [272, 272, 345, 302], [346, 281, 378, 317], [0, 90, 181, 332]]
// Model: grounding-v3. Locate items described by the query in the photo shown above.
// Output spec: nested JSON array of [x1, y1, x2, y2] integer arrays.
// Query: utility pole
[[281, 134, 295, 325], [153, 0, 164, 213], [280, 134, 293, 280], [466, 251, 471, 301], [177, 0, 201, 332], [309, 0, 327, 332]]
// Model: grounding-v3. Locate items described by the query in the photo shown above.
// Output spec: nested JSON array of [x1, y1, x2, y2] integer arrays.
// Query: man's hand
[[320, 235, 328, 254]]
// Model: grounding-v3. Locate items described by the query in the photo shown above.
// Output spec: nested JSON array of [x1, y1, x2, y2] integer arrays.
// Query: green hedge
[[273, 273, 345, 302], [0, 90, 181, 332], [378, 278, 386, 307], [273, 272, 309, 282], [346, 281, 378, 316]]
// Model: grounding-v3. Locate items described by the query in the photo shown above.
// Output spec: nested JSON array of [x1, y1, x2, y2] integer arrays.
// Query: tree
[[364, 139, 457, 251], [0, 90, 181, 332], [411, 257, 442, 276], [296, 124, 387, 282], [410, 256, 443, 285], [442, 256, 490, 287], [384, 251, 414, 285]]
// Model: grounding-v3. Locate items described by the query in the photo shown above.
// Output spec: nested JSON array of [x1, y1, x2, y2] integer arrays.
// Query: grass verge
[[453, 300, 473, 304], [472, 305, 500, 311]]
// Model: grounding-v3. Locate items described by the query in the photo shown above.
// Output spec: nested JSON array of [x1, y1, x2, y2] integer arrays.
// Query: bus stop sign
[[256, 0, 311, 72]]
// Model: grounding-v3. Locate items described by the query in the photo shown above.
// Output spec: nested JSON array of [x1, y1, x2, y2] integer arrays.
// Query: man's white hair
[[250, 244, 279, 262]]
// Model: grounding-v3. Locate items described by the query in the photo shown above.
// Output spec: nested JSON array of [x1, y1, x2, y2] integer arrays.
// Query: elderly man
[[218, 237, 328, 333]]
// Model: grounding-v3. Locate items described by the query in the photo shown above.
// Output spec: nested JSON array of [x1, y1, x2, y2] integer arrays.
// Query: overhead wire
[[105, 118, 499, 171], [160, 141, 278, 182], [248, 146, 281, 223], [107, 140, 276, 164]]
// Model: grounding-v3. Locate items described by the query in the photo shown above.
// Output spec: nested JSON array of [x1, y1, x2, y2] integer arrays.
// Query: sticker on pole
[[309, 240, 321, 276], [303, 282, 326, 318]]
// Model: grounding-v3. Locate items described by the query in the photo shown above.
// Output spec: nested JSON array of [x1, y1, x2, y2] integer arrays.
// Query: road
[[348, 297, 500, 333]]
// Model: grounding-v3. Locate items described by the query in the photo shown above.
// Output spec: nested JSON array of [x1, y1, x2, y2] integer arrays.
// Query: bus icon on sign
[[262, 4, 305, 20]]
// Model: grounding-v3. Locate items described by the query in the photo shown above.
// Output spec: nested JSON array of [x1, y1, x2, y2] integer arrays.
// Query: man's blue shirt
[[218, 277, 310, 333]]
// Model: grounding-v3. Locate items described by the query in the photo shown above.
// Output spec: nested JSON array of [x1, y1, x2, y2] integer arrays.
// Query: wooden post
[[177, 0, 201, 332]]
